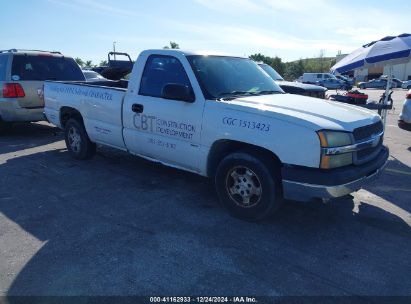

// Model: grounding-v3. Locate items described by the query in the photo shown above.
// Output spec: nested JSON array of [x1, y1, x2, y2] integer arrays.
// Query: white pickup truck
[[44, 49, 388, 220]]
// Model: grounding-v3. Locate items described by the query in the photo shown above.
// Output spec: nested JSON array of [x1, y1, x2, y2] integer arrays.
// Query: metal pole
[[113, 41, 116, 60], [381, 65, 392, 134]]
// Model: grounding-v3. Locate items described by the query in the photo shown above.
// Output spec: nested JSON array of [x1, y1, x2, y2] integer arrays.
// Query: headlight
[[317, 131, 353, 169], [317, 130, 352, 147], [320, 153, 353, 169]]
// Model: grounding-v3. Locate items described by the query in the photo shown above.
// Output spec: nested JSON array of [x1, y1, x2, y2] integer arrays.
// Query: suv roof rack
[[0, 49, 62, 54]]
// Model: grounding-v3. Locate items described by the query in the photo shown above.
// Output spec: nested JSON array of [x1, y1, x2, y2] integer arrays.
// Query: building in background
[[334, 52, 411, 82]]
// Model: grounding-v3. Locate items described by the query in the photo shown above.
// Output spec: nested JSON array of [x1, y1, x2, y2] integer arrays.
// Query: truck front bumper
[[281, 146, 389, 202]]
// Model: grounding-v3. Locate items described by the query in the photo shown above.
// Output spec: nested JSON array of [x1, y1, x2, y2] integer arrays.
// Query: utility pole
[[113, 41, 116, 60], [319, 49, 325, 72]]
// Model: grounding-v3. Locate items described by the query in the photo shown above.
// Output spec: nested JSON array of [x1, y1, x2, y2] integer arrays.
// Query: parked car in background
[[398, 90, 411, 131], [258, 63, 327, 99], [0, 49, 85, 130], [83, 70, 107, 82], [358, 78, 393, 89], [391, 78, 403, 88], [316, 78, 351, 90], [401, 80, 411, 89], [380, 75, 403, 88], [336, 75, 354, 86], [302, 73, 337, 84]]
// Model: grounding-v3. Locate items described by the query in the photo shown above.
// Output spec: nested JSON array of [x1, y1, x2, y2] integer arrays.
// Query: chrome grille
[[353, 121, 384, 165], [353, 121, 383, 142]]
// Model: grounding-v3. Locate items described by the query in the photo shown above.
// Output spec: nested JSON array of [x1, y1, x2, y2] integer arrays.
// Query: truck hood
[[219, 94, 381, 131]]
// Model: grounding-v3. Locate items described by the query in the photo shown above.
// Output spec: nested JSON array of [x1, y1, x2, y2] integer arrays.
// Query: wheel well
[[60, 107, 83, 128], [207, 140, 282, 178]]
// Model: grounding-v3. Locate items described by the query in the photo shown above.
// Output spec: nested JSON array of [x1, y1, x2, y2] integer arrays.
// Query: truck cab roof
[[140, 49, 246, 58]]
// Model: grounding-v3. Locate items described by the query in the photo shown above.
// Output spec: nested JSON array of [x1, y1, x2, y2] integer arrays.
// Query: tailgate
[[15, 81, 44, 108]]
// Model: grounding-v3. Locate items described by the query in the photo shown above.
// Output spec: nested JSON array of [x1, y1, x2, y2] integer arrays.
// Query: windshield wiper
[[217, 91, 253, 101], [254, 90, 283, 95], [217, 90, 283, 101]]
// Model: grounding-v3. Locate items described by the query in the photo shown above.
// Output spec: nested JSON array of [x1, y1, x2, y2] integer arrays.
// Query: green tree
[[99, 60, 108, 67], [163, 41, 180, 49], [249, 53, 270, 64], [284, 59, 305, 80], [271, 56, 285, 76], [84, 60, 94, 68], [249, 53, 285, 76], [75, 57, 84, 68]]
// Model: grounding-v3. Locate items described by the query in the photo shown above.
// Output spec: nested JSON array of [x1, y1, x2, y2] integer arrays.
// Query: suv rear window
[[11, 55, 85, 81], [0, 55, 8, 81]]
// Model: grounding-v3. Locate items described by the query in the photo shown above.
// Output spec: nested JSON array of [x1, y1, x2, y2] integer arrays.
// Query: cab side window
[[139, 55, 192, 98]]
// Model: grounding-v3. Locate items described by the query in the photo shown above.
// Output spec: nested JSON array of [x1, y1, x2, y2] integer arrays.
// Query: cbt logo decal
[[133, 113, 156, 132], [133, 114, 196, 140]]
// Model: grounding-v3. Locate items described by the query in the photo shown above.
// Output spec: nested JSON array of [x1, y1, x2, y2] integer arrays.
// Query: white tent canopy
[[330, 34, 411, 129]]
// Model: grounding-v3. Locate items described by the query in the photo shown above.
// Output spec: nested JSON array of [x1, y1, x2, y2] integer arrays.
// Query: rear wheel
[[0, 118, 12, 133], [64, 118, 96, 159], [215, 151, 283, 221]]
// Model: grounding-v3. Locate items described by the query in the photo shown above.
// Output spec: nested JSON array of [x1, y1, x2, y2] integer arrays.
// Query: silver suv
[[0, 49, 85, 129]]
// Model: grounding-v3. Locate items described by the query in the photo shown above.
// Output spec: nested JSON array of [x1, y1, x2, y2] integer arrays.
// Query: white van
[[302, 73, 337, 84]]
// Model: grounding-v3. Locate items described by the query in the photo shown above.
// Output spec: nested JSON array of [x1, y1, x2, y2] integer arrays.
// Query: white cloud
[[194, 0, 264, 12], [261, 0, 329, 12], [171, 21, 358, 55], [46, 0, 140, 17], [44, 0, 411, 62]]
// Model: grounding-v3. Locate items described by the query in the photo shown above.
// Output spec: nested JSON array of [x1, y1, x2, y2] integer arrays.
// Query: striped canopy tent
[[331, 33, 411, 127]]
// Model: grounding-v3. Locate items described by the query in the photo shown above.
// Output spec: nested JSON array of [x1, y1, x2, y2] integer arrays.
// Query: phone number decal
[[222, 117, 270, 132]]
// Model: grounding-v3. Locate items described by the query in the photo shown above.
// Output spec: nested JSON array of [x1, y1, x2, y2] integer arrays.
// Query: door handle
[[132, 103, 144, 113]]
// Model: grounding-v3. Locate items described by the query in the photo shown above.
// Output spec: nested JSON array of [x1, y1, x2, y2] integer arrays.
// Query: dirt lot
[[0, 89, 410, 298]]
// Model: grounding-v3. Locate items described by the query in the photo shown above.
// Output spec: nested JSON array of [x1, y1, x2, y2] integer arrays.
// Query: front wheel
[[0, 119, 12, 133], [64, 118, 96, 159], [215, 152, 283, 221]]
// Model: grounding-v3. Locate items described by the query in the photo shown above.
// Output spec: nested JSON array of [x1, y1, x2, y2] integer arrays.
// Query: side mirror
[[162, 83, 195, 102]]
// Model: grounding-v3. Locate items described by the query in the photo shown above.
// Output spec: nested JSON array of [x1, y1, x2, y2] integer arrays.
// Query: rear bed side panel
[[44, 82, 127, 149]]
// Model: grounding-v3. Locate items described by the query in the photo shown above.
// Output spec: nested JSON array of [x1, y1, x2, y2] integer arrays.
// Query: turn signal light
[[2, 83, 25, 98]]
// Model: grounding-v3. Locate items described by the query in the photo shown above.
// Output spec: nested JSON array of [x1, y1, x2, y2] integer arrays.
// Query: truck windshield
[[11, 55, 85, 81], [258, 64, 284, 81], [187, 56, 284, 99]]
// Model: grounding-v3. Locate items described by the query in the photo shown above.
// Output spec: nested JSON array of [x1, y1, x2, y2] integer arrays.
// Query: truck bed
[[44, 79, 129, 150], [51, 79, 129, 91]]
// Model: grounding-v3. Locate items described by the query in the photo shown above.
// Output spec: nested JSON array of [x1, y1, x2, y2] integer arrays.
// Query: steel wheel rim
[[225, 166, 262, 208], [68, 126, 81, 153]]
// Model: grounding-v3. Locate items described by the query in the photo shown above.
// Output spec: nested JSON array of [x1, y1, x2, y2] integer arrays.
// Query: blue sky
[[1, 0, 410, 64]]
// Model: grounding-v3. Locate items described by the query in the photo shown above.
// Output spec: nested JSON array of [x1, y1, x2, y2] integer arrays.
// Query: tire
[[64, 118, 96, 160], [359, 85, 365, 89], [215, 151, 283, 221], [0, 118, 12, 133], [407, 85, 411, 90]]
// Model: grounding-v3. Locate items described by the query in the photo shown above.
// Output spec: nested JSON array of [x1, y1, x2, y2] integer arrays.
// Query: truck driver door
[[123, 54, 204, 173]]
